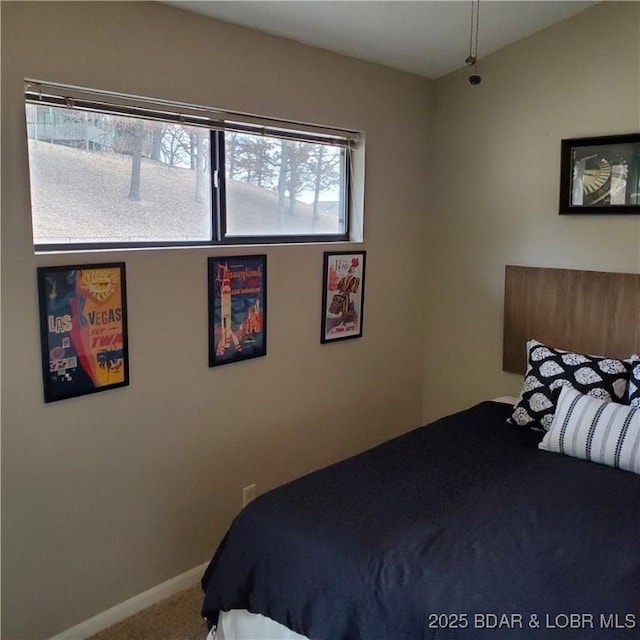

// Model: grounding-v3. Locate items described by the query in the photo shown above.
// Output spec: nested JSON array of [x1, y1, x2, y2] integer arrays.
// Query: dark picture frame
[[321, 251, 366, 344], [208, 255, 267, 367], [37, 262, 129, 403], [559, 133, 640, 214]]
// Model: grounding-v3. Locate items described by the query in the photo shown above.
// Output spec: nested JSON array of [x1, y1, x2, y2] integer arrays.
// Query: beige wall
[[1, 3, 432, 637], [3, 1, 640, 638], [423, 1, 640, 423]]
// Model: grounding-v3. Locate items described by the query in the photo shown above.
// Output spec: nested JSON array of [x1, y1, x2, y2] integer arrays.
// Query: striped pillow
[[539, 386, 640, 475]]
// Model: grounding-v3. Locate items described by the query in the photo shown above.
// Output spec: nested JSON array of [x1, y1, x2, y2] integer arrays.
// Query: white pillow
[[539, 386, 640, 475]]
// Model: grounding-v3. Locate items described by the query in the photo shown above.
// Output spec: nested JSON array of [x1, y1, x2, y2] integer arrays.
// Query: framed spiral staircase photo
[[559, 133, 640, 214]]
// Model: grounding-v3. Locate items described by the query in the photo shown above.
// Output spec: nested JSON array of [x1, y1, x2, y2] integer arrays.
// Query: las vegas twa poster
[[37, 263, 129, 402]]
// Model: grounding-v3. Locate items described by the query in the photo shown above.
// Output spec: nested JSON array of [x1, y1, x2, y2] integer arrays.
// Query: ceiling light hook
[[466, 0, 482, 85]]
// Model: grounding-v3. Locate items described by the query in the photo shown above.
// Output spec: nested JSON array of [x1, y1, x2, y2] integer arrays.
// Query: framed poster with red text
[[321, 251, 366, 343], [37, 262, 129, 402]]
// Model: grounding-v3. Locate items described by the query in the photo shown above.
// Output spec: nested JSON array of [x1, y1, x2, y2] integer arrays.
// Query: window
[[24, 81, 360, 251], [221, 131, 349, 241]]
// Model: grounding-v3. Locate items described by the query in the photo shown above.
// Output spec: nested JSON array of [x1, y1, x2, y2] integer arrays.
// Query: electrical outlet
[[242, 483, 256, 507]]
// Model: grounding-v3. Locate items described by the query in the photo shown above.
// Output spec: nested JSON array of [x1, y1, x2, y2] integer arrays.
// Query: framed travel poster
[[208, 255, 267, 367], [321, 251, 366, 344], [37, 262, 129, 403]]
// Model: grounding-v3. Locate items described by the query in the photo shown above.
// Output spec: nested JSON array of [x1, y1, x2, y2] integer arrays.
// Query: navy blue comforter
[[201, 401, 640, 639]]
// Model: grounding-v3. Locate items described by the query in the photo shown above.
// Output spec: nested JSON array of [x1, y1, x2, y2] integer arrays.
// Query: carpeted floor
[[87, 585, 208, 640]]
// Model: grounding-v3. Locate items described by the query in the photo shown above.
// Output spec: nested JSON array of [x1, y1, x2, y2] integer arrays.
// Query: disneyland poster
[[208, 255, 267, 367], [321, 251, 366, 344], [37, 263, 129, 403]]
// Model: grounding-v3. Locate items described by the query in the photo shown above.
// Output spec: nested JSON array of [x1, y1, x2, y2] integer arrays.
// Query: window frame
[[25, 81, 358, 252], [214, 130, 351, 246]]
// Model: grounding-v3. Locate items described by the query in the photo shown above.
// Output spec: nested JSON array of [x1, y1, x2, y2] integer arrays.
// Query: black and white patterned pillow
[[511, 340, 630, 432], [628, 355, 640, 409]]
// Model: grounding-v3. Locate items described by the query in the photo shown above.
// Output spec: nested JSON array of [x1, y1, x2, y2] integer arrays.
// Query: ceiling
[[160, 1, 598, 79]]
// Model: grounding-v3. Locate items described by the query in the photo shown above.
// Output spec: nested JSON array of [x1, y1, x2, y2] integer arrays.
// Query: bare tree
[[150, 123, 165, 161], [128, 119, 144, 201], [161, 124, 190, 167], [193, 128, 208, 204], [246, 137, 275, 188], [285, 142, 311, 217], [310, 146, 341, 230], [276, 140, 290, 229], [226, 133, 239, 179]]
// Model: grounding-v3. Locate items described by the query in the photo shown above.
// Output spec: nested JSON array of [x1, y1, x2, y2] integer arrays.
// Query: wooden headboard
[[503, 265, 640, 374]]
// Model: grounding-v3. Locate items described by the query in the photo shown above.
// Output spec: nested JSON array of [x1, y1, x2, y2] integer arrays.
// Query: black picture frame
[[208, 255, 267, 367], [559, 133, 640, 214], [321, 251, 366, 344], [37, 262, 130, 403]]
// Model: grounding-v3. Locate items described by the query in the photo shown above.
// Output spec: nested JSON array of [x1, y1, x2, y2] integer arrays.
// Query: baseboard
[[49, 562, 208, 640]]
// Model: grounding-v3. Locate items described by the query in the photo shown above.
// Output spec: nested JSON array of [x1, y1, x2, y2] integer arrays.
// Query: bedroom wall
[[423, 1, 640, 423], [0, 3, 432, 637]]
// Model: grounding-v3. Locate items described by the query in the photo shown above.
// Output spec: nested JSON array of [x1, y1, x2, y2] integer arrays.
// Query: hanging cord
[[465, 0, 482, 85], [474, 0, 480, 64], [466, 0, 476, 64]]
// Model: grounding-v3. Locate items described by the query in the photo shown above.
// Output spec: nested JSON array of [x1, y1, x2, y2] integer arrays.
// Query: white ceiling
[[160, 1, 598, 79]]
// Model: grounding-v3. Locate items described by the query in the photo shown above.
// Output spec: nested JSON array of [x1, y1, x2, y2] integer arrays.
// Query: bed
[[201, 266, 640, 640]]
